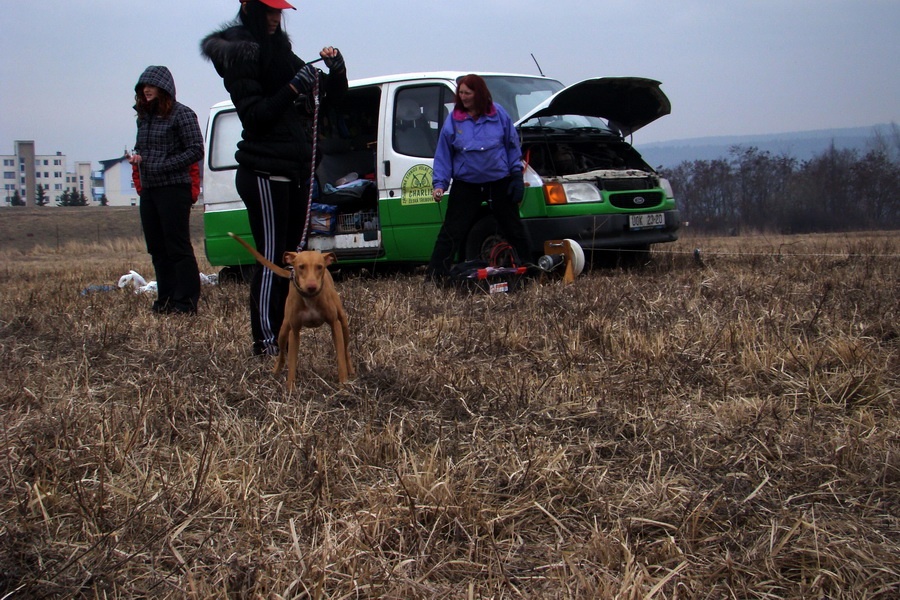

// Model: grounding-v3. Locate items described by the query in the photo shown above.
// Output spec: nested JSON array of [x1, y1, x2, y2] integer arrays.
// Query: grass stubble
[[0, 231, 897, 598]]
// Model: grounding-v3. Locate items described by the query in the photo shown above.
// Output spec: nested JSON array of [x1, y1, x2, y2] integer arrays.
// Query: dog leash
[[297, 70, 321, 252]]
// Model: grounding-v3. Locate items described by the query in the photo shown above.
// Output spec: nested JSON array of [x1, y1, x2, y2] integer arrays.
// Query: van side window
[[392, 86, 449, 158], [208, 110, 242, 170]]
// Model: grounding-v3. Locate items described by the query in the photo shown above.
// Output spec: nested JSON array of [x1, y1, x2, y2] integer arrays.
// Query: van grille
[[609, 191, 664, 210]]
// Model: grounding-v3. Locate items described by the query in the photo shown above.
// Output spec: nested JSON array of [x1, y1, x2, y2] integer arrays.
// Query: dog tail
[[227, 232, 292, 279]]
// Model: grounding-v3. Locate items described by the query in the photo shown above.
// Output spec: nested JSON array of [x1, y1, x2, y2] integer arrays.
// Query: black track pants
[[235, 166, 309, 355]]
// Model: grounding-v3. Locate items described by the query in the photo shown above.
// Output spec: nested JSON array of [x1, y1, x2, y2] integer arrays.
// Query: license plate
[[629, 212, 665, 230]]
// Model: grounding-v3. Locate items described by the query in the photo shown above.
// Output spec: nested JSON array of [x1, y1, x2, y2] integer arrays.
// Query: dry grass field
[[0, 207, 205, 255], [0, 208, 898, 598]]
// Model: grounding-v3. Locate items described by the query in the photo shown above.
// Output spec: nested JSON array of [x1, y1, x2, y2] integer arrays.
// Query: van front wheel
[[464, 216, 507, 263], [218, 264, 257, 284]]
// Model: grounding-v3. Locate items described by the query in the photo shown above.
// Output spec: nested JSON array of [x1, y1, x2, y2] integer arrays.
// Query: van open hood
[[515, 77, 671, 137]]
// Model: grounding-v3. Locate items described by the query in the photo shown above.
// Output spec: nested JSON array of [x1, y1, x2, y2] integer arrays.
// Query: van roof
[[349, 71, 559, 87], [209, 71, 561, 111]]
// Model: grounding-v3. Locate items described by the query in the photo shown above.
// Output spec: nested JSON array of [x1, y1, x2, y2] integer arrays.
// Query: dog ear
[[283, 251, 297, 265], [322, 252, 338, 266]]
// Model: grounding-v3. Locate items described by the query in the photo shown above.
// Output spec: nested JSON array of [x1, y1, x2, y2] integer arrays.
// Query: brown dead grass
[[0, 228, 898, 598], [0, 206, 204, 254]]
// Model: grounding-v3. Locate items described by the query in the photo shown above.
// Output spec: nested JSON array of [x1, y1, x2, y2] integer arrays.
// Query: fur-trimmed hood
[[200, 23, 260, 74]]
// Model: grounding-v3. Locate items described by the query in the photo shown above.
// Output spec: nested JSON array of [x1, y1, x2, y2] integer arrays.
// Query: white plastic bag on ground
[[117, 270, 156, 294], [117, 270, 217, 295], [118, 270, 148, 290]]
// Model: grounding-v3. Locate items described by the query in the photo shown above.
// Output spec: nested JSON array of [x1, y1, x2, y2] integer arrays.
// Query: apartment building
[[99, 156, 140, 207], [67, 161, 95, 203], [2, 140, 96, 206]]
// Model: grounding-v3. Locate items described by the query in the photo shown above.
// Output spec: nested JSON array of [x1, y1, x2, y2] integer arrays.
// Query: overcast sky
[[1, 0, 898, 167]]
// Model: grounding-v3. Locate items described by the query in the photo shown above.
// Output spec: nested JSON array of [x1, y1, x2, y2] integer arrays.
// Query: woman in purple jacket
[[426, 74, 531, 281]]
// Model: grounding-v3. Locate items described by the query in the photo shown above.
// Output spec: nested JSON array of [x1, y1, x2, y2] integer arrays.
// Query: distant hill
[[635, 123, 898, 169]]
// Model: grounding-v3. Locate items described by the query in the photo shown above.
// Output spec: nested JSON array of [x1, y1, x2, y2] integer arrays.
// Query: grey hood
[[135, 65, 177, 99]]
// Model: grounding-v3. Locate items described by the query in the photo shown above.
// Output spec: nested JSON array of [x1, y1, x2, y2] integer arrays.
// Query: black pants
[[426, 177, 532, 277], [139, 184, 200, 313], [235, 166, 309, 356]]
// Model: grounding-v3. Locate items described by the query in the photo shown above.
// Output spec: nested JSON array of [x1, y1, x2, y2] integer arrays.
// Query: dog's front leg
[[273, 321, 291, 375], [286, 326, 301, 391], [338, 313, 354, 380], [331, 320, 350, 383]]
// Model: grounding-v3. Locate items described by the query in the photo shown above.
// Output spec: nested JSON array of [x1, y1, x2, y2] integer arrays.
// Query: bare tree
[[662, 131, 900, 233]]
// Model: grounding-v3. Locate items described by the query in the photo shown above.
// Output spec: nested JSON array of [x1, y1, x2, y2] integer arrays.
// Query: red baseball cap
[[245, 0, 296, 9]]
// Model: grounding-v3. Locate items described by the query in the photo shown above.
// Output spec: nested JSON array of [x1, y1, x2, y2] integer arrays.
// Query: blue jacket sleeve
[[499, 105, 523, 176], [432, 115, 455, 190]]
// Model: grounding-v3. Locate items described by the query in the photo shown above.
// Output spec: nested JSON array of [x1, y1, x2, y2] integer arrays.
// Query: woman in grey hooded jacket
[[129, 65, 205, 314]]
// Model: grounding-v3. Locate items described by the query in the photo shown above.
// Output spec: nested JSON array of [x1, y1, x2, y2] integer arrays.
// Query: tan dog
[[229, 233, 353, 390]]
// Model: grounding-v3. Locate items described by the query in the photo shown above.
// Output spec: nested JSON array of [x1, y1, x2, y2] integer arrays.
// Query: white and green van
[[202, 72, 680, 276]]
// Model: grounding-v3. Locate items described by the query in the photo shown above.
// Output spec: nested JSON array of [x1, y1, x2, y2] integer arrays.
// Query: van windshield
[[519, 114, 618, 136], [480, 76, 564, 121]]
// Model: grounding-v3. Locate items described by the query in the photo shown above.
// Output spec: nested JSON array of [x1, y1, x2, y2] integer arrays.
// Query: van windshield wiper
[[519, 124, 560, 133]]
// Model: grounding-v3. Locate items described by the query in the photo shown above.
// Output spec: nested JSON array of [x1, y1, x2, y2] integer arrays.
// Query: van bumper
[[524, 209, 681, 251]]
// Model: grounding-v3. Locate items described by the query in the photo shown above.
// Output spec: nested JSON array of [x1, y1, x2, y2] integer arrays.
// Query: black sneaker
[[171, 301, 198, 316], [251, 343, 279, 358], [152, 300, 196, 316], [151, 300, 172, 314], [423, 272, 449, 288]]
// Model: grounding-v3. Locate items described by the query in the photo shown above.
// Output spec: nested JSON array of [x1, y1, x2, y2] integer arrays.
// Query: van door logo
[[400, 164, 435, 206]]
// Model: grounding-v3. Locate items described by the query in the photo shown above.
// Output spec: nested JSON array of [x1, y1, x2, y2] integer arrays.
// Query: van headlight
[[543, 181, 603, 205], [659, 177, 674, 199], [563, 182, 602, 203]]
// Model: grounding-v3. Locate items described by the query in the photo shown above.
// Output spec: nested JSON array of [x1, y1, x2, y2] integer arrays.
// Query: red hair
[[455, 74, 493, 117]]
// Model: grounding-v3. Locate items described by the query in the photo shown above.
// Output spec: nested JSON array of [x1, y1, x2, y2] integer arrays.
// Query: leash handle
[[298, 72, 321, 251]]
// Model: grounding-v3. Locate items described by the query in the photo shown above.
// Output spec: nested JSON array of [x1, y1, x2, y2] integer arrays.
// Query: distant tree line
[[659, 126, 900, 233], [56, 189, 90, 206], [4, 186, 92, 207]]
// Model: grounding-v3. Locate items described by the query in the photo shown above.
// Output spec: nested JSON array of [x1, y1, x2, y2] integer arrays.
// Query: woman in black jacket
[[202, 0, 347, 356], [129, 65, 204, 315]]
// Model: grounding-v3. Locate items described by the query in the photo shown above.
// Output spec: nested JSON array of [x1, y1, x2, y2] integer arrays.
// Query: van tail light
[[543, 182, 567, 205]]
